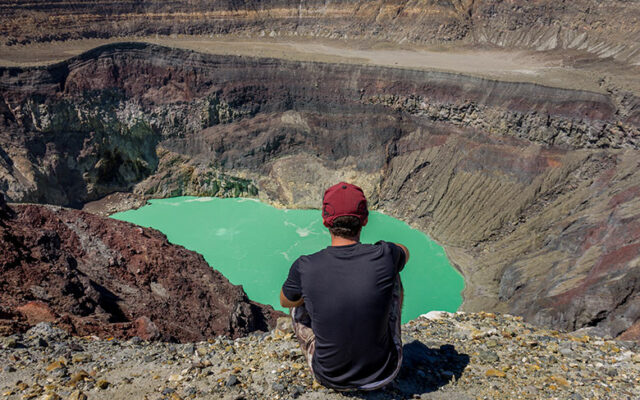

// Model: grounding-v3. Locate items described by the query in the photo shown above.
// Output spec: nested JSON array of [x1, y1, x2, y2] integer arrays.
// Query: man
[[280, 182, 409, 390]]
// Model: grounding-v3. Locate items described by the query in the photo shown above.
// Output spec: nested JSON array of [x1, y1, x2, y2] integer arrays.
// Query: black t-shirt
[[282, 240, 406, 389]]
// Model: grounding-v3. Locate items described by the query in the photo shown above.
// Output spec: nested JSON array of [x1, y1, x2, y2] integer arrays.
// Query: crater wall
[[2, 0, 640, 66], [1, 43, 639, 340]]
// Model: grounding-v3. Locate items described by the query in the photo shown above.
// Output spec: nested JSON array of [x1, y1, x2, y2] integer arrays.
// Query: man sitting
[[280, 182, 409, 390]]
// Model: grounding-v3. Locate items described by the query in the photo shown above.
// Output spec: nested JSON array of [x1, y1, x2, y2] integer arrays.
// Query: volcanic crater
[[1, 36, 639, 343]]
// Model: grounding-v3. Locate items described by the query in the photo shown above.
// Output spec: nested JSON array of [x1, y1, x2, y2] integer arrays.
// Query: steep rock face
[[1, 43, 636, 206], [1, 43, 639, 341], [379, 128, 640, 340], [0, 195, 282, 341], [2, 1, 639, 66]]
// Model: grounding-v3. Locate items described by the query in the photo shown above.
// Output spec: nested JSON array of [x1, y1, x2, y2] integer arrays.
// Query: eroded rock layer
[[0, 194, 282, 341], [2, 0, 640, 65], [1, 43, 639, 341]]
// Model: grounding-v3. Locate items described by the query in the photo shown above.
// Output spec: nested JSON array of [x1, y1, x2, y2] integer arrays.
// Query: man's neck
[[330, 234, 360, 247]]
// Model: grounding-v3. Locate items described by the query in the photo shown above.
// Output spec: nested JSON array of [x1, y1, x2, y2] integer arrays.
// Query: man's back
[[282, 240, 406, 389]]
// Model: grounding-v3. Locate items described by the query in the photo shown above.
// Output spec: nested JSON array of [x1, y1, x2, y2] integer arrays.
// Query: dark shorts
[[291, 277, 403, 391]]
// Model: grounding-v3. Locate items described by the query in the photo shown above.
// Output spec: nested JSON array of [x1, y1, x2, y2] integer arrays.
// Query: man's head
[[322, 182, 368, 239]]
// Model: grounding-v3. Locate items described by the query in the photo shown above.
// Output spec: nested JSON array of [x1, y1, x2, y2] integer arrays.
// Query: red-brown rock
[[618, 320, 640, 342], [134, 316, 161, 341], [0, 196, 283, 342], [16, 301, 57, 325]]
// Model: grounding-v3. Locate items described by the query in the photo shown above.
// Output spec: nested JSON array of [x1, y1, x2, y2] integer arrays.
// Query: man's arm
[[394, 242, 410, 264], [280, 289, 304, 308]]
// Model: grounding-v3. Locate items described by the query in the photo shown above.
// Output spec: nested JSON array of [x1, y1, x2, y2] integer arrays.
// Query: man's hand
[[280, 289, 304, 308], [394, 243, 410, 264]]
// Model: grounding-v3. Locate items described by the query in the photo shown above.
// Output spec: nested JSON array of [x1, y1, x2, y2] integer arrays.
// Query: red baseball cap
[[322, 182, 369, 227]]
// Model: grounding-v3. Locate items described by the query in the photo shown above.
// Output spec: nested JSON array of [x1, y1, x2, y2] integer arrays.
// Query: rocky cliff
[[1, 42, 639, 342], [2, 0, 640, 66], [0, 194, 282, 342]]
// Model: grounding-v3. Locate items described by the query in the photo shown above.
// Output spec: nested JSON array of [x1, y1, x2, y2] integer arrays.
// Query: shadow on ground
[[346, 340, 470, 400]]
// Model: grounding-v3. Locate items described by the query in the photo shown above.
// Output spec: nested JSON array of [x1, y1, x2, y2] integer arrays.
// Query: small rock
[[183, 386, 197, 396], [129, 336, 143, 346], [291, 385, 305, 398], [420, 311, 453, 320], [46, 361, 66, 372], [68, 342, 83, 352], [25, 322, 58, 338], [183, 344, 196, 355], [485, 369, 506, 378], [485, 339, 498, 348], [96, 380, 110, 389], [276, 316, 293, 333], [196, 346, 208, 357], [453, 331, 469, 340], [478, 350, 499, 363], [50, 368, 68, 378], [162, 387, 176, 395], [68, 391, 87, 400], [3, 365, 16, 373], [134, 316, 160, 341], [71, 353, 91, 364], [225, 374, 239, 387], [272, 383, 286, 393], [550, 376, 570, 387], [68, 370, 90, 385]]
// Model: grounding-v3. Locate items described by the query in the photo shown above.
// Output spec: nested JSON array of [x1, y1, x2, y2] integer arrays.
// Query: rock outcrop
[[0, 195, 282, 341], [2, 0, 640, 65], [1, 43, 639, 342]]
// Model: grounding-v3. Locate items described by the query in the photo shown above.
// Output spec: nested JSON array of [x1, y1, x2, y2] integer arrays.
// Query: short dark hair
[[328, 215, 363, 239]]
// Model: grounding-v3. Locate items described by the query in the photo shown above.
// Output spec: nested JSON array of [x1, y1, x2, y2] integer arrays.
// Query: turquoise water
[[111, 196, 463, 323]]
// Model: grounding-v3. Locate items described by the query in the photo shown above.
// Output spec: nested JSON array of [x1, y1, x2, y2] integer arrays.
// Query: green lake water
[[111, 196, 463, 323]]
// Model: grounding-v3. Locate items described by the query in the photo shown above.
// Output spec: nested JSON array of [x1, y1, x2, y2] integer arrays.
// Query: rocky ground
[[1, 312, 638, 400]]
